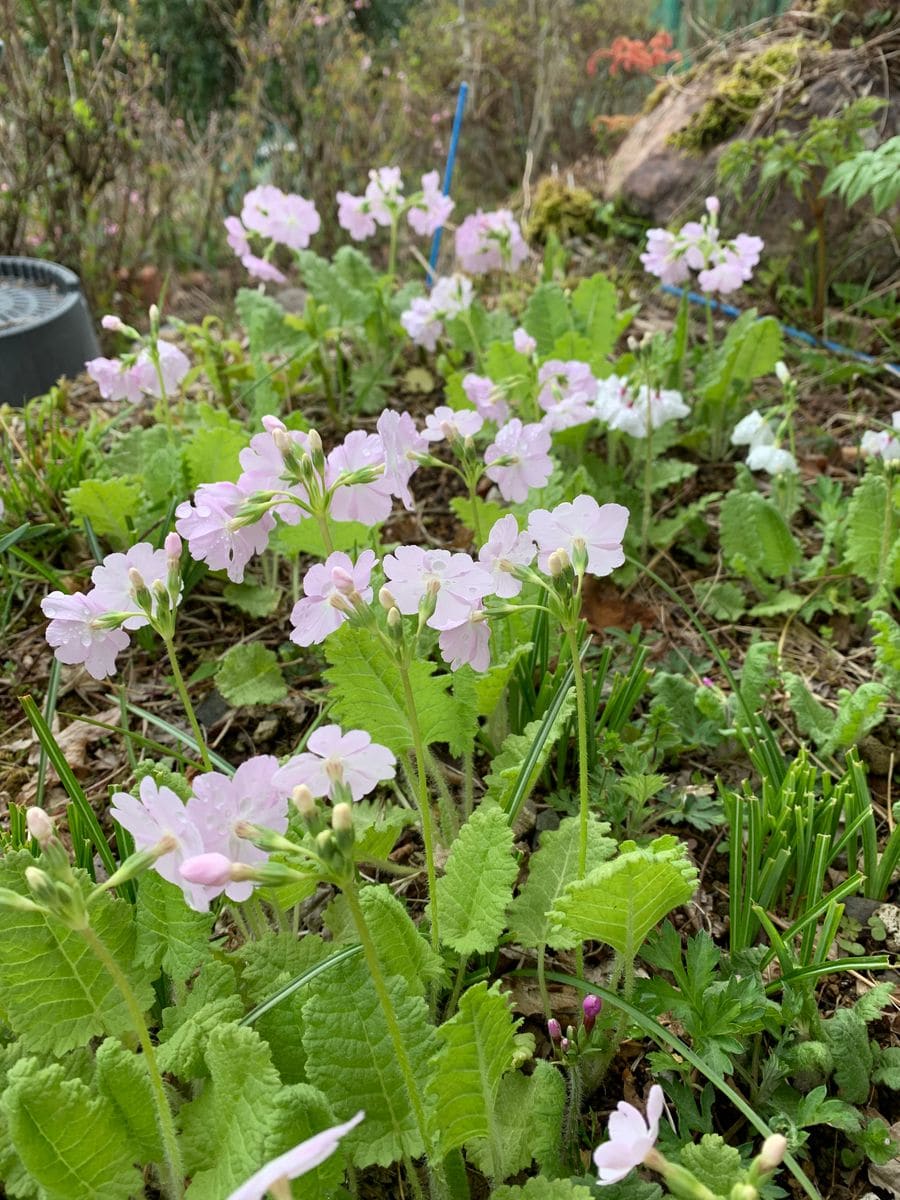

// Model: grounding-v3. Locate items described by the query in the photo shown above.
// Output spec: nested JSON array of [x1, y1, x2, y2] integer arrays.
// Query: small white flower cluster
[[731, 410, 797, 476]]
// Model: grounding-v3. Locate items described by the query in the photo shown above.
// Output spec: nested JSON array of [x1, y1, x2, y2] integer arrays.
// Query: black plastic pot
[[0, 257, 100, 406]]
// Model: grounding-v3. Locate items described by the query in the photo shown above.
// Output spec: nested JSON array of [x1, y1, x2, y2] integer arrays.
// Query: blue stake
[[427, 81, 468, 286]]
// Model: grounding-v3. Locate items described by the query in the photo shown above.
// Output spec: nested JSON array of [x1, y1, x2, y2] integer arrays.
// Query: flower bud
[[547, 549, 569, 577], [292, 784, 317, 821], [387, 606, 402, 629], [307, 429, 325, 473], [331, 566, 356, 595], [582, 993, 602, 1033], [378, 586, 397, 611], [705, 195, 720, 216], [560, 1036, 570, 1052], [164, 532, 182, 561], [102, 314, 125, 332], [233, 821, 298, 854], [261, 414, 286, 435], [755, 1133, 788, 1173], [547, 1018, 562, 1042], [180, 853, 233, 887], [148, 304, 160, 327], [332, 802, 354, 851], [127, 567, 146, 593], [774, 360, 790, 385], [272, 428, 292, 457], [26, 807, 55, 848], [0, 887, 45, 913], [25, 866, 57, 905]]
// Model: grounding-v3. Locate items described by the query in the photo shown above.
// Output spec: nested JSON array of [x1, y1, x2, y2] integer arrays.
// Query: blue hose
[[660, 283, 900, 380], [427, 82, 469, 286]]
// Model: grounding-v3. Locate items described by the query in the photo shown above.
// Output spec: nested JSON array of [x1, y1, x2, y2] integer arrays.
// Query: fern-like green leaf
[[552, 836, 698, 960], [1, 1057, 142, 1200], [301, 955, 437, 1167], [679, 1133, 743, 1193], [180, 1023, 282, 1199], [0, 851, 154, 1056], [508, 815, 616, 950], [432, 805, 518, 955], [871, 609, 900, 687], [428, 982, 519, 1161]]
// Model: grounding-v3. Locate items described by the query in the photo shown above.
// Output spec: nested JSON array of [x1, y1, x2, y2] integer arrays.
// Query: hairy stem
[[164, 636, 212, 771], [566, 627, 590, 981], [399, 661, 440, 954], [80, 925, 183, 1199]]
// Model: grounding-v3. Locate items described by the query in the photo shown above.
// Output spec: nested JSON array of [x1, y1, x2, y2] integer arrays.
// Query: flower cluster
[[587, 31, 680, 77], [595, 374, 690, 438], [731, 410, 798, 475], [113, 727, 395, 911], [338, 167, 453, 241], [641, 197, 764, 296], [224, 185, 321, 283], [400, 274, 474, 350], [41, 537, 183, 679], [861, 411, 900, 463], [87, 338, 190, 403], [455, 209, 529, 274]]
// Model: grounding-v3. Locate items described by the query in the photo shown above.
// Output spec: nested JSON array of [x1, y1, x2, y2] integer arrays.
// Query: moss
[[642, 79, 671, 115], [670, 38, 808, 153], [525, 176, 599, 244]]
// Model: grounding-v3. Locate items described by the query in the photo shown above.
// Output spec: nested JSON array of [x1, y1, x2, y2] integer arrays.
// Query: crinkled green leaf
[[484, 693, 576, 812], [493, 1181, 594, 1200], [432, 804, 518, 955], [679, 1133, 742, 1193], [552, 835, 699, 960], [272, 516, 373, 558], [719, 491, 801, 580], [301, 955, 437, 1167], [523, 283, 572, 355], [1, 1057, 142, 1200], [216, 642, 287, 707], [184, 424, 245, 487], [509, 815, 616, 950], [222, 582, 282, 618], [235, 287, 296, 356], [0, 851, 154, 1055], [428, 982, 519, 1159], [64, 477, 142, 547], [181, 1025, 281, 1199], [467, 1060, 566, 1183], [359, 883, 445, 998], [158, 960, 243, 1080], [261, 1084, 347, 1199], [844, 473, 900, 597], [95, 1037, 164, 1162], [572, 272, 618, 359], [134, 870, 213, 984]]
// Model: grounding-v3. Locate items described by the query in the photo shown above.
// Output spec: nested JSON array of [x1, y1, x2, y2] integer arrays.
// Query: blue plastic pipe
[[660, 283, 900, 380], [427, 81, 469, 286]]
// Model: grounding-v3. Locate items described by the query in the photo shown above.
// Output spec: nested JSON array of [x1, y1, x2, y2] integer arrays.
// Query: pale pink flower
[[224, 215, 251, 259], [746, 444, 798, 475], [408, 169, 454, 237], [697, 234, 763, 295], [275, 725, 396, 802], [225, 1112, 364, 1200], [41, 590, 130, 680], [422, 405, 484, 443], [455, 209, 529, 274], [462, 373, 509, 425], [401, 296, 443, 350], [326, 431, 393, 525], [538, 360, 598, 431], [151, 341, 191, 394], [377, 409, 427, 510], [639, 228, 691, 286], [238, 419, 310, 525], [110, 777, 209, 910], [241, 254, 287, 284], [429, 273, 473, 319], [528, 495, 629, 577], [241, 185, 320, 250], [85, 356, 145, 403], [337, 191, 377, 241], [364, 166, 404, 225], [439, 606, 491, 672], [290, 550, 376, 646], [90, 542, 173, 628], [593, 1085, 664, 1185], [596, 379, 689, 438], [478, 514, 536, 598], [484, 418, 553, 503], [175, 481, 275, 583], [241, 185, 285, 237], [513, 327, 536, 355], [382, 545, 494, 630], [861, 412, 900, 462]]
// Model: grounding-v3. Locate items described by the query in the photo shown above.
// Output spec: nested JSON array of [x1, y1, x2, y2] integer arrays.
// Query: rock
[[872, 903, 900, 954]]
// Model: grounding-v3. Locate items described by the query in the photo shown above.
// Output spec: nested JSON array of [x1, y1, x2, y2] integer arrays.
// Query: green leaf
[[523, 283, 572, 355], [508, 815, 616, 950], [700, 312, 782, 403], [1, 1057, 143, 1200], [359, 884, 445, 999], [650, 459, 697, 492], [216, 642, 287, 707], [261, 1084, 348, 1199], [0, 851, 154, 1056], [432, 804, 518, 955], [470, 642, 534, 717], [324, 623, 462, 754], [467, 1060, 566, 1182], [272, 516, 373, 558], [95, 1037, 164, 1162], [301, 955, 437, 1167], [873, 1046, 900, 1090], [157, 960, 244, 1080], [552, 836, 699, 960], [679, 1133, 742, 1193], [180, 1024, 282, 1200], [694, 579, 746, 621], [428, 982, 519, 1162], [235, 287, 296, 356], [222, 582, 282, 618], [484, 692, 576, 811], [296, 250, 376, 325], [844, 473, 899, 598], [64, 478, 142, 547], [823, 682, 888, 755], [449, 494, 506, 541], [572, 273, 618, 360], [134, 870, 213, 984], [493, 1181, 595, 1200], [783, 672, 834, 746], [719, 491, 801, 580], [822, 1008, 873, 1104], [235, 933, 330, 1083], [871, 609, 900, 687], [184, 424, 246, 487]]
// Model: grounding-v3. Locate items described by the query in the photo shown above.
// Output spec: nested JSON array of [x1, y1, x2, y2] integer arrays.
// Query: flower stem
[[343, 880, 431, 1190], [566, 627, 590, 980], [80, 925, 183, 1199], [641, 416, 654, 557], [399, 661, 440, 955], [315, 511, 335, 555], [164, 637, 212, 772], [388, 216, 400, 282]]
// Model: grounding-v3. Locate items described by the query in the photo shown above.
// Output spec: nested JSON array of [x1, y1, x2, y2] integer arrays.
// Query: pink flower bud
[[582, 993, 602, 1032], [261, 414, 287, 435], [547, 1018, 562, 1042], [164, 532, 182, 561], [756, 1134, 788, 1172], [705, 195, 720, 216], [180, 853, 233, 887], [26, 807, 55, 846], [331, 566, 356, 595], [127, 567, 147, 592], [101, 314, 125, 331]]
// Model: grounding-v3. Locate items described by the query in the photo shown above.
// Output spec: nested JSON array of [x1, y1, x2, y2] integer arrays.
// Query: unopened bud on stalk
[[705, 195, 720, 216], [128, 567, 147, 593], [582, 993, 602, 1033], [233, 821, 297, 854], [292, 784, 317, 821], [331, 566, 356, 595], [560, 1036, 570, 1052], [774, 361, 790, 385], [547, 549, 568, 577], [180, 852, 233, 888], [0, 887, 45, 913], [148, 304, 160, 326], [547, 1018, 562, 1043], [272, 428, 292, 457], [729, 1187, 756, 1200], [101, 314, 126, 332], [754, 1133, 788, 1174], [378, 586, 397, 611], [25, 866, 57, 906], [387, 606, 402, 629], [26, 807, 55, 848], [627, 335, 640, 353], [164, 532, 182, 562], [332, 803, 354, 851]]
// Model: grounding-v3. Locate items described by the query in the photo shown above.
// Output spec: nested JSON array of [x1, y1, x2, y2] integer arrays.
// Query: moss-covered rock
[[525, 176, 600, 244]]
